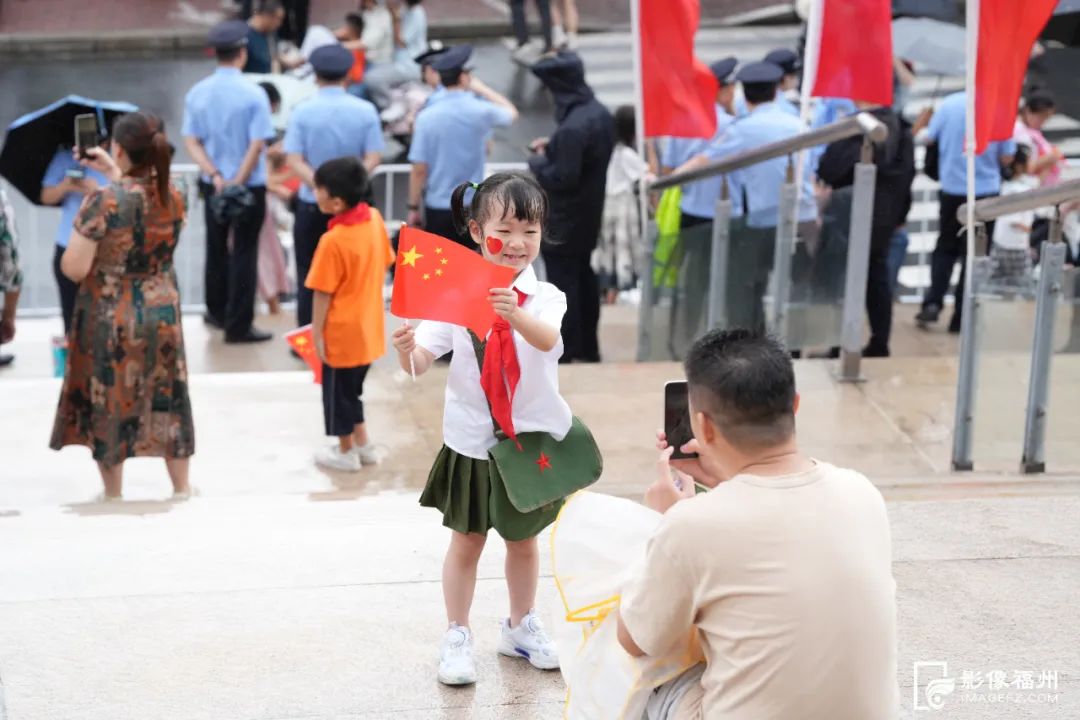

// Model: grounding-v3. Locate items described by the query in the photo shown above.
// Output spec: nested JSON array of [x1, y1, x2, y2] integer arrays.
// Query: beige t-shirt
[[620, 461, 898, 720]]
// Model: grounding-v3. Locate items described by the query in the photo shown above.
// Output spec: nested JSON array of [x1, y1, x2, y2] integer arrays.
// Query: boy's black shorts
[[322, 363, 370, 437]]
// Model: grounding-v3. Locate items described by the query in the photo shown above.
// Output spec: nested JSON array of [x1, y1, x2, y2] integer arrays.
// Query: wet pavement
[[1, 353, 1079, 719]]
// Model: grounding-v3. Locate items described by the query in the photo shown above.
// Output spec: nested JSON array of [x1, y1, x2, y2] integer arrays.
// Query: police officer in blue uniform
[[763, 48, 801, 117], [183, 20, 275, 343], [661, 57, 743, 354], [661, 57, 743, 228], [283, 44, 384, 328], [676, 61, 818, 333], [407, 45, 519, 245]]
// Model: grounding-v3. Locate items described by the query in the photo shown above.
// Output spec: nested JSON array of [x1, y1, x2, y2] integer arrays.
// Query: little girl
[[392, 172, 599, 686]]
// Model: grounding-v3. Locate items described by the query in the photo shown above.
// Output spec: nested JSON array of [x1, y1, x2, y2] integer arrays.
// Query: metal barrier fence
[[952, 178, 1080, 473], [5, 161, 529, 317], [640, 112, 888, 382]]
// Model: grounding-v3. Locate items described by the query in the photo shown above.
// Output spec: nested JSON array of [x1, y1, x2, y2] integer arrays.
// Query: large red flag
[[639, 0, 718, 139], [974, 0, 1056, 153], [391, 226, 517, 337], [811, 0, 893, 106]]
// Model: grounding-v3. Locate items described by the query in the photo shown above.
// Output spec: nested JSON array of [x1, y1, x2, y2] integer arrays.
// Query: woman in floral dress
[[51, 112, 194, 501]]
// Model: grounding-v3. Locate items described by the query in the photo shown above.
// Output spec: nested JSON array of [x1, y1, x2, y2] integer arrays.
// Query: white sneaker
[[566, 31, 578, 50], [498, 610, 559, 670], [314, 445, 362, 472], [351, 443, 381, 466], [512, 41, 542, 64], [552, 24, 568, 49], [438, 624, 477, 686], [92, 492, 122, 503]]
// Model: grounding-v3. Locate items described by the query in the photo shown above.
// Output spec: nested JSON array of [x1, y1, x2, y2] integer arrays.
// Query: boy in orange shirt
[[306, 157, 394, 472]]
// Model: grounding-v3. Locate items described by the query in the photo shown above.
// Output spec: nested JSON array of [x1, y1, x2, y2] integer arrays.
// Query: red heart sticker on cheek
[[485, 236, 504, 254]]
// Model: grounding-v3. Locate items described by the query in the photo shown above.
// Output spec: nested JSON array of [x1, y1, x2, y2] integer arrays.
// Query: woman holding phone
[[50, 112, 195, 502]]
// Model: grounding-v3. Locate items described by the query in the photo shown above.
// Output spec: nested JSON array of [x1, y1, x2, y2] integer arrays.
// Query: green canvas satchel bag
[[468, 331, 603, 513], [488, 416, 603, 513]]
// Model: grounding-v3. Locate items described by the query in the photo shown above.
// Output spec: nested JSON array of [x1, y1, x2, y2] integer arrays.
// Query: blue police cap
[[763, 48, 800, 75], [207, 20, 249, 50], [735, 61, 784, 86], [429, 44, 473, 73], [709, 57, 738, 86], [414, 41, 446, 66], [310, 44, 354, 79]]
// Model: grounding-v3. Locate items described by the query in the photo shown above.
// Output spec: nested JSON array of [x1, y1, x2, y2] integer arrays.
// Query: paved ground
[[1, 352, 1078, 718]]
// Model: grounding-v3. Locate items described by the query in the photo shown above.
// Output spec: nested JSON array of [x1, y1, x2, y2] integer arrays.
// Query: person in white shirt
[[392, 172, 600, 688], [359, 0, 393, 63], [991, 145, 1037, 289], [594, 106, 652, 304], [363, 0, 428, 108]]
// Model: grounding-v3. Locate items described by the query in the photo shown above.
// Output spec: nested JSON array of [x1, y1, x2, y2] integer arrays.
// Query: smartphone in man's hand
[[74, 113, 99, 160], [664, 381, 699, 460]]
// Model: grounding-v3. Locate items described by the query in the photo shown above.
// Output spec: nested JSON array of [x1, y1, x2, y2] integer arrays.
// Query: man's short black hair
[[742, 81, 778, 105], [216, 46, 245, 63], [314, 156, 370, 207], [684, 329, 796, 448]]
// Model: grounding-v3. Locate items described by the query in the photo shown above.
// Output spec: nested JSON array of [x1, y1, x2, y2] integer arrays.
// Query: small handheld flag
[[285, 325, 322, 384], [390, 226, 517, 337]]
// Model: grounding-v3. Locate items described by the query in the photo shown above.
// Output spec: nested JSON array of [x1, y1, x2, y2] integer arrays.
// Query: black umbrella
[[0, 95, 137, 204]]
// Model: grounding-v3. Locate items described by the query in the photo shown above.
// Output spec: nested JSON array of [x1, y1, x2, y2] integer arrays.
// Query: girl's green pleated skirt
[[420, 445, 563, 542]]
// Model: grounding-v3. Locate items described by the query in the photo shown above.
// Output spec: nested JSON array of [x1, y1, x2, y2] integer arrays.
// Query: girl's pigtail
[[450, 181, 473, 237]]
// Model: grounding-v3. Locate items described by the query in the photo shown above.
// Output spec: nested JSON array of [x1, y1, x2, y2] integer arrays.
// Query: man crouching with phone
[[616, 329, 899, 720]]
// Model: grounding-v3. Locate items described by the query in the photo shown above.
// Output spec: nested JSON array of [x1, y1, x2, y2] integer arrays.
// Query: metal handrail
[[957, 177, 1080, 222], [650, 112, 888, 191]]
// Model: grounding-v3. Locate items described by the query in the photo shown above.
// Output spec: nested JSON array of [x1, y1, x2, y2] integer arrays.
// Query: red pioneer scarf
[[481, 288, 527, 449], [328, 203, 372, 229]]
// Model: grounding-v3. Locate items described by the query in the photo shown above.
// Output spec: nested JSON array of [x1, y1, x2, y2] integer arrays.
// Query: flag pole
[[964, 0, 978, 319], [793, 0, 823, 233], [630, 0, 649, 276]]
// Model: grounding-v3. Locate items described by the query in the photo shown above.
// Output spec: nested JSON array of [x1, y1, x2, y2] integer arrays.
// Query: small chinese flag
[[285, 324, 323, 384], [391, 226, 516, 337]]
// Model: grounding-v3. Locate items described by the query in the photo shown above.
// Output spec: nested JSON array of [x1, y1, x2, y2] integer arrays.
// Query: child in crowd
[[991, 145, 1037, 289], [594, 106, 651, 304], [337, 12, 368, 98], [256, 82, 293, 315], [391, 173, 600, 686], [306, 157, 395, 472]]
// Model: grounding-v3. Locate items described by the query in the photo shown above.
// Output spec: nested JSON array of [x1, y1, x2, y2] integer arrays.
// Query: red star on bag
[[536, 452, 552, 473]]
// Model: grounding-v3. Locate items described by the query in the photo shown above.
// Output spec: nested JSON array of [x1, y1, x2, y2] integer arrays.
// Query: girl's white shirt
[[415, 263, 573, 460]]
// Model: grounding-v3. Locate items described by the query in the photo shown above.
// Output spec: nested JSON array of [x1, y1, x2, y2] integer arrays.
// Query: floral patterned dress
[[50, 175, 195, 466]]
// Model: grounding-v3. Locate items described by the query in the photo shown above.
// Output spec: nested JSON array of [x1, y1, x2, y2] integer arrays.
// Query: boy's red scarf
[[481, 288, 527, 449], [328, 203, 371, 228]]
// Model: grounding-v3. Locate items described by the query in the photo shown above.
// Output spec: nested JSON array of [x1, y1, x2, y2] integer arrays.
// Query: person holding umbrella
[[40, 149, 107, 333], [0, 96, 136, 332]]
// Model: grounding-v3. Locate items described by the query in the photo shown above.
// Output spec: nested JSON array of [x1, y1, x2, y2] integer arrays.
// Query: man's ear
[[792, 392, 801, 416], [695, 410, 715, 444]]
